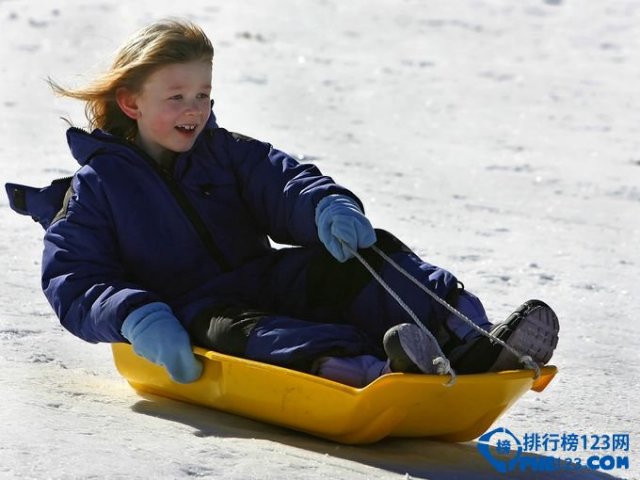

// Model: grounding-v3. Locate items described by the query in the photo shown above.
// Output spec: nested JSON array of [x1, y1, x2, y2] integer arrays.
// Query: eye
[[169, 94, 183, 101], [197, 93, 210, 100]]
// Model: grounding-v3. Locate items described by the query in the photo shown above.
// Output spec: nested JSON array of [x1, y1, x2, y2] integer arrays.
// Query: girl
[[8, 19, 558, 387]]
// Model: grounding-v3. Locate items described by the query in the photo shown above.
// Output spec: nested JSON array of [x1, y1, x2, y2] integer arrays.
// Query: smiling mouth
[[175, 124, 197, 133]]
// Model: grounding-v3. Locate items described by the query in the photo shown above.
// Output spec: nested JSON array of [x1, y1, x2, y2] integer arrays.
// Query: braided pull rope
[[345, 246, 456, 386], [368, 245, 541, 379]]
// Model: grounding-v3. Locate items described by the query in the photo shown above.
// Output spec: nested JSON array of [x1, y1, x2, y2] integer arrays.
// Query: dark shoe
[[383, 323, 449, 375], [449, 299, 559, 374]]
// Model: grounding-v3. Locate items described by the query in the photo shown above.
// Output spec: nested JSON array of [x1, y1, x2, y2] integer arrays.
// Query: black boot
[[449, 300, 559, 374]]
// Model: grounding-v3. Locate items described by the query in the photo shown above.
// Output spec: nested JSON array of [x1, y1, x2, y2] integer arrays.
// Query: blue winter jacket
[[29, 112, 361, 344]]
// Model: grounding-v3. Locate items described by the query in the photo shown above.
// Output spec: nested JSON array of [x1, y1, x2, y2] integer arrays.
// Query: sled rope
[[368, 245, 540, 379], [345, 246, 456, 386]]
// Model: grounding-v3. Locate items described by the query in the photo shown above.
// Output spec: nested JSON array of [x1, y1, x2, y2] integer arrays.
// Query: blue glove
[[315, 195, 377, 262], [121, 302, 203, 383]]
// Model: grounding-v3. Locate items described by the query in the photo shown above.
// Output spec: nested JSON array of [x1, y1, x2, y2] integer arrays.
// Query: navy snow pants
[[188, 230, 479, 372]]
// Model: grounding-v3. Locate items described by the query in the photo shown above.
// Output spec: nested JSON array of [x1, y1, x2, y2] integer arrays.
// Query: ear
[[116, 87, 140, 120]]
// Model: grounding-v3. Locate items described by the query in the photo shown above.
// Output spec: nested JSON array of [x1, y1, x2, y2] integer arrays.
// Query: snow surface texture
[[1, 0, 638, 479]]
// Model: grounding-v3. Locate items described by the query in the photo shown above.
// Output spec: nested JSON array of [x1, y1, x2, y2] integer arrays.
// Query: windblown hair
[[49, 19, 214, 140]]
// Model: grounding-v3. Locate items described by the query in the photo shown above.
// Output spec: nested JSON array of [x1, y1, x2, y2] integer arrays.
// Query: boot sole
[[384, 324, 444, 375], [490, 300, 559, 372]]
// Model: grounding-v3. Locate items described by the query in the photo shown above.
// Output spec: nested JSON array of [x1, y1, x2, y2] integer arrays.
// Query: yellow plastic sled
[[112, 343, 556, 445]]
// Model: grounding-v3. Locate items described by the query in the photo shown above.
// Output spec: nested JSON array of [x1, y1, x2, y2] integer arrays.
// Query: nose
[[185, 100, 200, 115], [184, 96, 207, 115]]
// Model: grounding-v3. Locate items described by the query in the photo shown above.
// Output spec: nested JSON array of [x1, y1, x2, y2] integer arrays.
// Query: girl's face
[[120, 60, 212, 165]]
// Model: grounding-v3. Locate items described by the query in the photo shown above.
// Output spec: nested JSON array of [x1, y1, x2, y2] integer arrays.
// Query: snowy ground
[[1, 0, 639, 479]]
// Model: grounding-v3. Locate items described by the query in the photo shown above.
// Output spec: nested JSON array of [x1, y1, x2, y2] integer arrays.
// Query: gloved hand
[[121, 302, 203, 383], [315, 194, 377, 262]]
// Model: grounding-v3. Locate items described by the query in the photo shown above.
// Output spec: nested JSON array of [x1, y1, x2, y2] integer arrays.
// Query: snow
[[1, 0, 638, 478]]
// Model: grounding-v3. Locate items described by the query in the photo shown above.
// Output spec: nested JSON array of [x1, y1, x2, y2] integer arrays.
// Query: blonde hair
[[49, 19, 214, 140]]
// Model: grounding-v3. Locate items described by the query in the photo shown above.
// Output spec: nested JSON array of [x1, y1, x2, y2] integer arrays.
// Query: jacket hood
[[66, 108, 219, 166]]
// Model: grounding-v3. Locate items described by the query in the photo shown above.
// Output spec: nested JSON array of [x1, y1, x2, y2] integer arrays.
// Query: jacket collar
[[66, 108, 219, 167]]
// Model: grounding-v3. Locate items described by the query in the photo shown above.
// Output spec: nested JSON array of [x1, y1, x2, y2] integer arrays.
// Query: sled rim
[[192, 346, 556, 394]]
